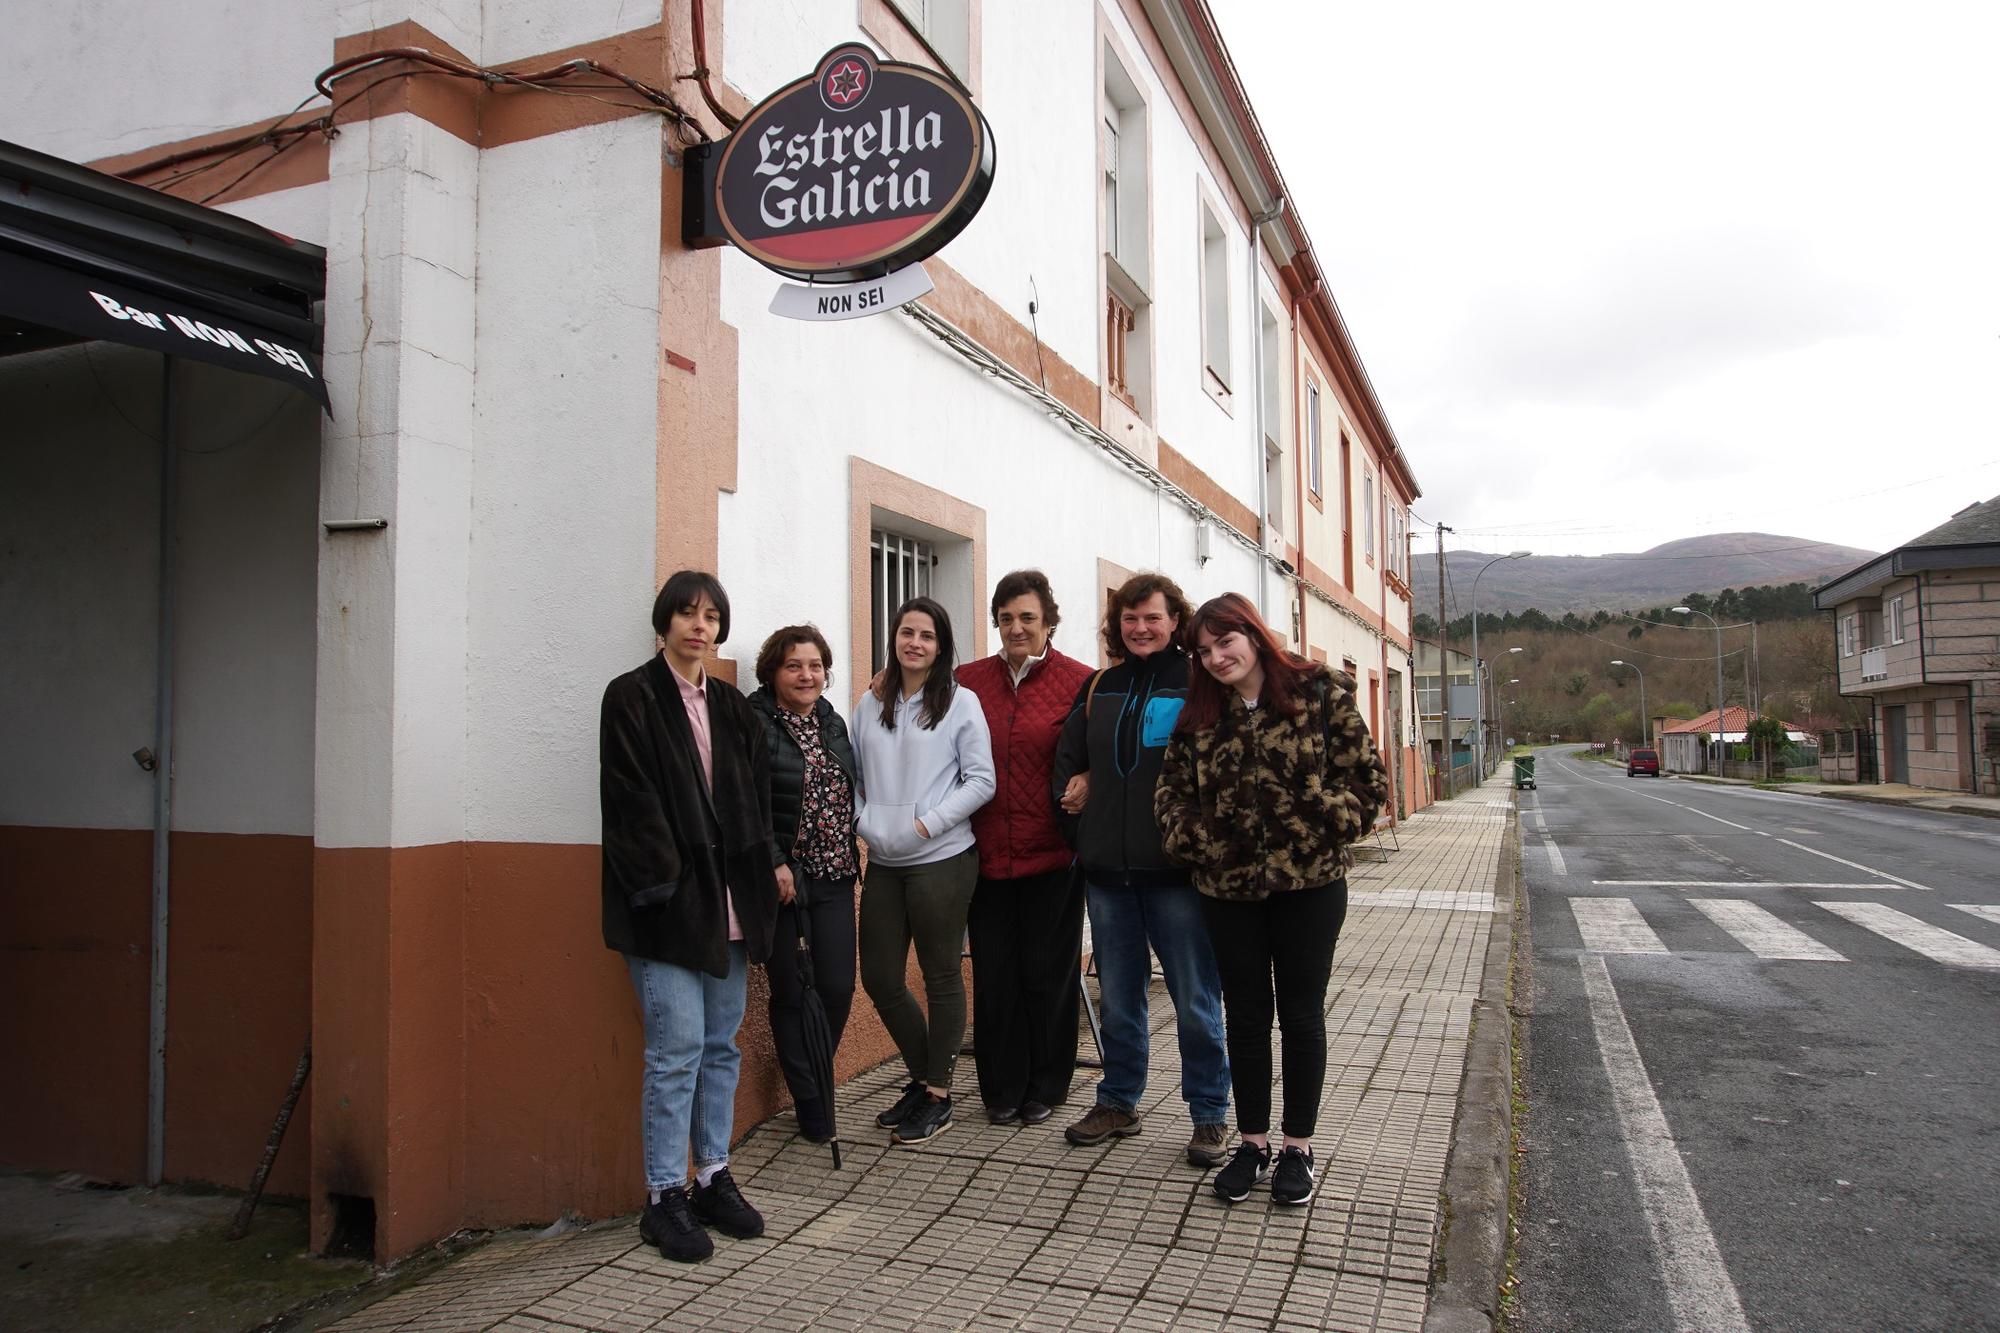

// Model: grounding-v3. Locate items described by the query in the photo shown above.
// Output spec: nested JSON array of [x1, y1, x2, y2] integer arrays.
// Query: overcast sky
[[1215, 1, 2000, 558]]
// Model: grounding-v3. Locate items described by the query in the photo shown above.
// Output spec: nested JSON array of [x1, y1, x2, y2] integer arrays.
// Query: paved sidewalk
[[331, 787, 1512, 1333]]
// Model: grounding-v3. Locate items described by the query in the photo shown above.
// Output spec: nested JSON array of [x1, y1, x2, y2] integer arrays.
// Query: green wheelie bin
[[1513, 754, 1536, 791]]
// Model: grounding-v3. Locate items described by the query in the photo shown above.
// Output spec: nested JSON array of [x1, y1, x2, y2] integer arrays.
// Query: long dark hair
[[872, 596, 958, 731], [1177, 592, 1316, 732]]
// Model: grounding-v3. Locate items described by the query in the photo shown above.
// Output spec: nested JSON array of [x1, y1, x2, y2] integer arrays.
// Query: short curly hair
[[990, 569, 1060, 630], [1100, 571, 1193, 661], [753, 624, 835, 690]]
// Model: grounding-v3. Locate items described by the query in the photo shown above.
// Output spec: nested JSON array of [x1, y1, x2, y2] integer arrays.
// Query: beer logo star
[[825, 59, 867, 106]]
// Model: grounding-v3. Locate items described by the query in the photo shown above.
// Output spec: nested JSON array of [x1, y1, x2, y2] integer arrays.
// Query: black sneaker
[[891, 1094, 954, 1146], [692, 1167, 765, 1239], [639, 1186, 714, 1262], [1212, 1142, 1271, 1204], [1271, 1145, 1316, 1206], [700, 1160, 768, 1232], [876, 1081, 928, 1129]]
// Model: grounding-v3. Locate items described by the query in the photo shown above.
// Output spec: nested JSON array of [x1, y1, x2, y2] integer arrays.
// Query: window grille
[[871, 529, 936, 675], [1106, 289, 1136, 406]]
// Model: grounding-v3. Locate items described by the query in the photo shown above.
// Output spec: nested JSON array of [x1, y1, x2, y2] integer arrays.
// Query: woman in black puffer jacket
[[747, 624, 860, 1143]]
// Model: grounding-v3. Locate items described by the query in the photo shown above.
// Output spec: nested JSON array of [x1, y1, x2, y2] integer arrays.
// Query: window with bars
[[871, 528, 936, 675]]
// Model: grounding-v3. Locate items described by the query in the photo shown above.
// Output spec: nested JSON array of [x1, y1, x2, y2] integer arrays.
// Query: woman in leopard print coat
[[1154, 593, 1388, 1207]]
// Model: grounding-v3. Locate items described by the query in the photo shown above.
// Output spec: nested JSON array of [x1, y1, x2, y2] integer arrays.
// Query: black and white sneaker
[[891, 1094, 954, 1146], [876, 1081, 928, 1129], [1211, 1142, 1271, 1203], [1271, 1145, 1316, 1206], [639, 1186, 714, 1262]]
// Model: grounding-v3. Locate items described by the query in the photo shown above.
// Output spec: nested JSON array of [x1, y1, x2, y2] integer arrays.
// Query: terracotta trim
[[93, 19, 673, 206], [1157, 437, 1257, 542], [920, 259, 1097, 425], [846, 457, 989, 706]]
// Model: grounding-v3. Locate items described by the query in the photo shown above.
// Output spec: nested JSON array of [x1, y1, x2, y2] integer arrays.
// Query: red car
[[1626, 747, 1661, 777]]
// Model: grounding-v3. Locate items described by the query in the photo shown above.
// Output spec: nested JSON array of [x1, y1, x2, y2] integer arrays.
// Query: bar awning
[[0, 138, 328, 407]]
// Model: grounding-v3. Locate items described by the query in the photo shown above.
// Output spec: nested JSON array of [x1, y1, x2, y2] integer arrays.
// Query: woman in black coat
[[600, 571, 780, 1265], [747, 624, 861, 1144]]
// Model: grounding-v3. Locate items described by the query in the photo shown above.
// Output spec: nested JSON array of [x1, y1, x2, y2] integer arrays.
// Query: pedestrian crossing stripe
[[1569, 897, 1669, 954], [1817, 902, 2000, 970], [1593, 880, 1901, 890], [1565, 896, 2000, 969], [1687, 899, 1845, 961]]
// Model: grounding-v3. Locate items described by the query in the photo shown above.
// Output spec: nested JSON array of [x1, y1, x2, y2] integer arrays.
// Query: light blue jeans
[[626, 946, 747, 1191], [1086, 883, 1231, 1123]]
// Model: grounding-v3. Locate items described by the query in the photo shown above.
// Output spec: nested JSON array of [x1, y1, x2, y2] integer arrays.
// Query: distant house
[[1414, 639, 1480, 795], [1655, 707, 1808, 775], [1813, 496, 2000, 795]]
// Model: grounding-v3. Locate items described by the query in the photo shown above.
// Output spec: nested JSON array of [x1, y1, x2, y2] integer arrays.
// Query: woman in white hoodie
[[852, 595, 996, 1145]]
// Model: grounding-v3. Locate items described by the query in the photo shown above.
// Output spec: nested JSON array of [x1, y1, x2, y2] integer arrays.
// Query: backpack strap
[[1083, 669, 1106, 721]]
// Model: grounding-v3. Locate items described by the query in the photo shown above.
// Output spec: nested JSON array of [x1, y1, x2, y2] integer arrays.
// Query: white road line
[[1579, 954, 1752, 1333], [1561, 763, 1755, 831], [1688, 899, 1846, 961], [1544, 837, 1569, 877], [1570, 897, 1669, 954], [1949, 904, 2000, 928], [1774, 837, 1932, 892], [1817, 902, 2000, 969], [1594, 880, 1900, 890]]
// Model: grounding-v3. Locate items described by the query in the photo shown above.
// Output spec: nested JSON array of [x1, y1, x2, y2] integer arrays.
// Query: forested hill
[[1411, 533, 1876, 617], [1414, 582, 1822, 643]]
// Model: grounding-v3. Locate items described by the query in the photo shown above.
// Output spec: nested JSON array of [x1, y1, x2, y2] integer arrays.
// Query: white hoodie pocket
[[856, 800, 920, 862]]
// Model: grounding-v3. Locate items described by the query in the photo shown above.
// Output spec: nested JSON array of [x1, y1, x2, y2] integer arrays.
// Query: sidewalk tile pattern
[[331, 782, 1511, 1333]]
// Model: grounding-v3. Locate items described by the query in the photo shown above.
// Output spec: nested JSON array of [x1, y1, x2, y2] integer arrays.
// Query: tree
[[1563, 671, 1591, 698], [1746, 714, 1789, 780]]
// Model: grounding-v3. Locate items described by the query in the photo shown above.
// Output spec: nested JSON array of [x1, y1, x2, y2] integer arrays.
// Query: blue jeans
[[626, 946, 747, 1191], [1086, 883, 1230, 1123]]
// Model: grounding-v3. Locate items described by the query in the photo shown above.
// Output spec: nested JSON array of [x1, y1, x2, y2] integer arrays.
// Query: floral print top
[[777, 707, 858, 880]]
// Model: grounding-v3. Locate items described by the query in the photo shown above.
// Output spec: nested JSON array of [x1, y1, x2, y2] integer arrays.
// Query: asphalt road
[[1513, 745, 2000, 1333]]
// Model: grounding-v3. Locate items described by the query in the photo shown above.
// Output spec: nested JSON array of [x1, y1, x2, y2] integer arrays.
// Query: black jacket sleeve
[[600, 677, 684, 910]]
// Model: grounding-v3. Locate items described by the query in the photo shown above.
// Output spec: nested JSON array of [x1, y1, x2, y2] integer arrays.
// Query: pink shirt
[[668, 657, 743, 943]]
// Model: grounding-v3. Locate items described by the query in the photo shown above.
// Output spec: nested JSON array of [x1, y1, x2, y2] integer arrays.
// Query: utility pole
[[1435, 523, 1452, 794]]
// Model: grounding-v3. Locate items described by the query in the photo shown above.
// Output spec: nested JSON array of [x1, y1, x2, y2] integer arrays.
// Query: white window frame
[[1198, 199, 1231, 393], [887, 0, 971, 83], [1888, 595, 1905, 645], [870, 528, 936, 675], [1840, 614, 1857, 658], [1362, 468, 1376, 566], [1306, 380, 1323, 496]]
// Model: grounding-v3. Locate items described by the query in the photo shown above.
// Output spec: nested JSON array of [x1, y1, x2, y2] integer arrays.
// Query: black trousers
[[967, 867, 1085, 1109], [1201, 878, 1347, 1139], [765, 873, 858, 1107]]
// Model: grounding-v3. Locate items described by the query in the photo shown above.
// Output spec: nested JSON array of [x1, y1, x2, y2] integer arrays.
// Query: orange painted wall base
[[0, 826, 313, 1194]]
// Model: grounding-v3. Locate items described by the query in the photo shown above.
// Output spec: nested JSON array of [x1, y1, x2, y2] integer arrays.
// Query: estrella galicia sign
[[714, 44, 995, 283]]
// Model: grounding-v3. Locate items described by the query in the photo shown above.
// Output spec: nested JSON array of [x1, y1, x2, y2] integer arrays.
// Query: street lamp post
[[1672, 605, 1726, 774], [1610, 659, 1646, 751], [1472, 550, 1530, 783]]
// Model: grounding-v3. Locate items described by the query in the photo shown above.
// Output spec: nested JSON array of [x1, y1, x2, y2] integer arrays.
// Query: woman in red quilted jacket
[[955, 570, 1096, 1125]]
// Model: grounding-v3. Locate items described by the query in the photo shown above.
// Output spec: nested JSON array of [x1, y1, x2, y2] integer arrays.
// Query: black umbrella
[[791, 898, 843, 1168]]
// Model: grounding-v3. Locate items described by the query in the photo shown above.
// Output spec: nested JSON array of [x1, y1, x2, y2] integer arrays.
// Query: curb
[[1423, 800, 1520, 1333], [1798, 788, 2000, 822]]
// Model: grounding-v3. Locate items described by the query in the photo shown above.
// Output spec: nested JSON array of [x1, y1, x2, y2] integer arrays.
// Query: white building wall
[[8, 0, 341, 163], [462, 118, 663, 846]]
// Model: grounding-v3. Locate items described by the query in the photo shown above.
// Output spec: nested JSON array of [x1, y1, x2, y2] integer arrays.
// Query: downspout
[[1247, 195, 1286, 620], [1378, 482, 1394, 825], [148, 356, 179, 1185]]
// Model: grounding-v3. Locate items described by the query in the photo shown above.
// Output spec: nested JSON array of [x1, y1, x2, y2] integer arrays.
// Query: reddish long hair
[[1178, 592, 1316, 732]]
